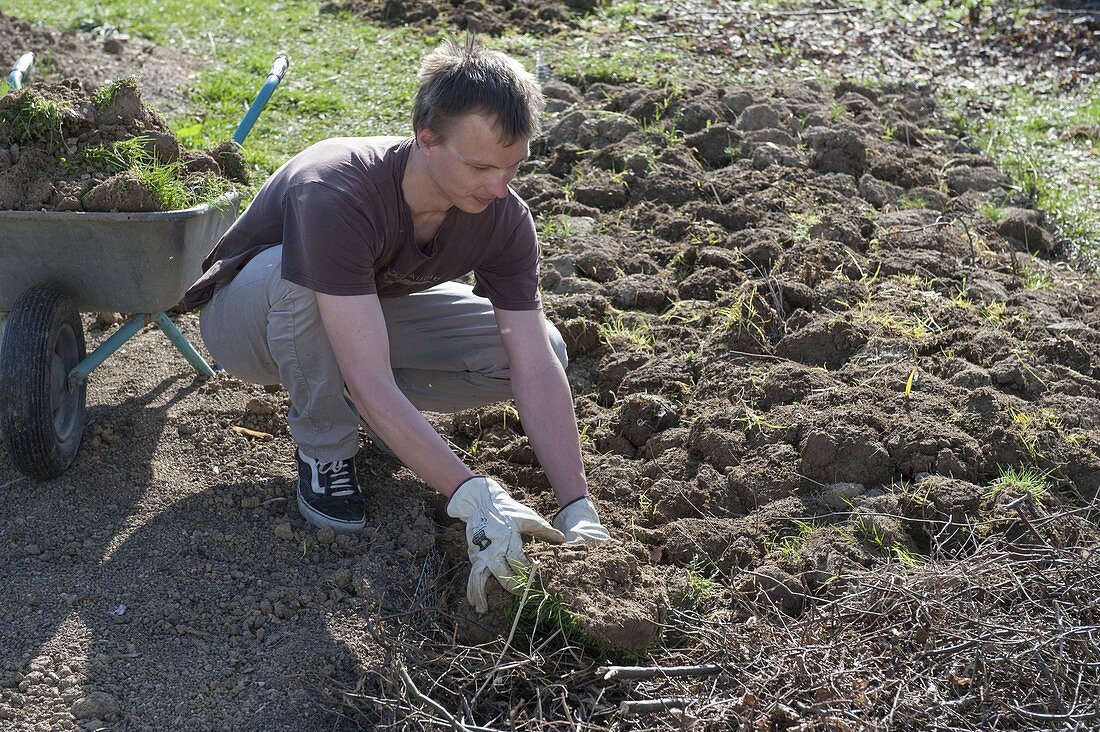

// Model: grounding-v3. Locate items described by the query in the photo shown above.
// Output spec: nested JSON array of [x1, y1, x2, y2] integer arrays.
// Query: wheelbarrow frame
[[0, 196, 241, 382]]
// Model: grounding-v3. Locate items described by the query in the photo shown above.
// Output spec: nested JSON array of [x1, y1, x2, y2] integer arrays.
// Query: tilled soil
[[641, 0, 1100, 265], [324, 0, 601, 36], [443, 74, 1100, 650], [2, 5, 1100, 732]]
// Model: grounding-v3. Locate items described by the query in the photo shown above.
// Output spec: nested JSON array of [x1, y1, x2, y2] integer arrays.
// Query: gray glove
[[446, 476, 565, 613], [553, 497, 611, 543]]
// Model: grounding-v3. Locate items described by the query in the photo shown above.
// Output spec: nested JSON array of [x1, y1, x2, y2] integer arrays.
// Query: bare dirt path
[[1, 312, 445, 730]]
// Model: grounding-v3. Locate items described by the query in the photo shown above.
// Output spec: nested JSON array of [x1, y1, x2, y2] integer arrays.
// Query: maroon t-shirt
[[182, 136, 541, 311]]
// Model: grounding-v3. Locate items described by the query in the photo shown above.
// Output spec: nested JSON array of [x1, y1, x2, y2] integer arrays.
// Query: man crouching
[[182, 36, 609, 613]]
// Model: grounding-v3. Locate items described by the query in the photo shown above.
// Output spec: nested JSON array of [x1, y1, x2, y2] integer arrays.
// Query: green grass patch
[[987, 464, 1050, 502], [956, 81, 1100, 266]]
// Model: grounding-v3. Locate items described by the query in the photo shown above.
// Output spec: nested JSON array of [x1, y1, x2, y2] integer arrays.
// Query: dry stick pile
[[321, 498, 1100, 730]]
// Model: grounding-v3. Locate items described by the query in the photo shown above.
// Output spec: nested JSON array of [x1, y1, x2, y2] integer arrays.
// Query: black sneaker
[[294, 449, 366, 533]]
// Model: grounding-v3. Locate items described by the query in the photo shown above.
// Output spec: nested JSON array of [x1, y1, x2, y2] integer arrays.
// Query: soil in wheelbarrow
[[0, 77, 247, 212], [323, 0, 602, 36], [0, 10, 201, 119]]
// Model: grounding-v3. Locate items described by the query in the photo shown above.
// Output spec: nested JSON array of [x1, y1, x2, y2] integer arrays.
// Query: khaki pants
[[199, 245, 567, 461]]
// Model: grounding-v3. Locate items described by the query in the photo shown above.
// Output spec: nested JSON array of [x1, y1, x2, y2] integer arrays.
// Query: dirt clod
[[0, 77, 237, 212], [537, 542, 667, 652]]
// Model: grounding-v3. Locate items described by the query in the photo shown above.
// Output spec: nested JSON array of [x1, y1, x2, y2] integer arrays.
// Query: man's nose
[[487, 170, 512, 198]]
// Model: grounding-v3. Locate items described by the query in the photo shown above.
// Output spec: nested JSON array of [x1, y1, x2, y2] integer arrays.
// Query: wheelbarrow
[[0, 54, 290, 480]]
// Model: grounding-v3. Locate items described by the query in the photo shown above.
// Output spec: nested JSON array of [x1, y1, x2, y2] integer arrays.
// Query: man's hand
[[446, 476, 565, 613], [553, 497, 611, 543]]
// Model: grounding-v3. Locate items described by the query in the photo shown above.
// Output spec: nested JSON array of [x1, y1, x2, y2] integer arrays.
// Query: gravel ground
[[0, 312, 441, 730]]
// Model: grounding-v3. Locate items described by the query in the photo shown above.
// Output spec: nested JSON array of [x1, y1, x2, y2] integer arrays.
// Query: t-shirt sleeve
[[473, 210, 542, 311], [279, 182, 381, 295]]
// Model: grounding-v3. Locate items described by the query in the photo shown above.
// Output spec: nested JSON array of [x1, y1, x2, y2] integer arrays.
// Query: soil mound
[[0, 11, 200, 118], [323, 0, 600, 35], [0, 77, 245, 212]]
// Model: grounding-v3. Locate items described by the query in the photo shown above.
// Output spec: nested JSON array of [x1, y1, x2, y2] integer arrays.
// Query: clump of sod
[[78, 136, 234, 210], [91, 75, 139, 109], [0, 75, 243, 212], [0, 86, 79, 145]]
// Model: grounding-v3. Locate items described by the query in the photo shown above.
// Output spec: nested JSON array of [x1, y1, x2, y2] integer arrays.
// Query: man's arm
[[316, 292, 567, 611], [495, 307, 588, 508], [315, 291, 471, 497]]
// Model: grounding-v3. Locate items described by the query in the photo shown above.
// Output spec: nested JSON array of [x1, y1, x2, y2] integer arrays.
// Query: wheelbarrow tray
[[0, 193, 240, 313]]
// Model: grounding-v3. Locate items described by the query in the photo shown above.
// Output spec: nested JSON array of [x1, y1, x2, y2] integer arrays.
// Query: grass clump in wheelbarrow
[[0, 87, 74, 144], [0, 76, 247, 212], [74, 134, 235, 212]]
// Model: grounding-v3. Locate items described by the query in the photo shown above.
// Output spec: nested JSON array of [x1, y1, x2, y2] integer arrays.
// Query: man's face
[[418, 111, 529, 214]]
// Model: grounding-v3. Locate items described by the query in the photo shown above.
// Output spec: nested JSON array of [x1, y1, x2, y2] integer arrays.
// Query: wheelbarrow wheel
[[0, 284, 87, 479]]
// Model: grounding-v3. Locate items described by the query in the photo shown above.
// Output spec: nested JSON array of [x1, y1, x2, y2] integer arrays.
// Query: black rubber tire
[[0, 284, 87, 479]]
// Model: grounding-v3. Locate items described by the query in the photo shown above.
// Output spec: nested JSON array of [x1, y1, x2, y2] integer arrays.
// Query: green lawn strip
[[4, 0, 1096, 264], [949, 81, 1100, 267], [2, 0, 688, 201]]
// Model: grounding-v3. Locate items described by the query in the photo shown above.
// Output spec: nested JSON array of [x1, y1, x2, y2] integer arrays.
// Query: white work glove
[[446, 476, 565, 613], [553, 497, 611, 543]]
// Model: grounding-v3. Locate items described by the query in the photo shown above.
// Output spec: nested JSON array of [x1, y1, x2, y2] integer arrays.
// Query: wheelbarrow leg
[[153, 311, 217, 378], [64, 312, 216, 389], [67, 314, 152, 388]]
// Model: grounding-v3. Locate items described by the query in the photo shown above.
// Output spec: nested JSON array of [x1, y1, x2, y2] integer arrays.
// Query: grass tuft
[[987, 464, 1050, 502], [0, 88, 72, 144], [598, 311, 654, 352], [684, 554, 721, 607], [74, 135, 234, 209], [92, 75, 139, 108], [507, 563, 649, 660], [765, 518, 819, 558]]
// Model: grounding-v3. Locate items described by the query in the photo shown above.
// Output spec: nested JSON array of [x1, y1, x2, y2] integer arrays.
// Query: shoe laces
[[317, 459, 354, 497]]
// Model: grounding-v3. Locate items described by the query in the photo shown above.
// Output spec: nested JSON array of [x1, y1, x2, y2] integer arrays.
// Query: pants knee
[[545, 320, 569, 371]]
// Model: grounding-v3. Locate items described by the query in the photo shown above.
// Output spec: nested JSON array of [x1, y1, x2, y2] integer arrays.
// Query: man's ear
[[416, 127, 439, 151]]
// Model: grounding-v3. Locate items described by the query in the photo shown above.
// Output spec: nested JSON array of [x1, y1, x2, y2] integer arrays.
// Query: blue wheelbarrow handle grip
[[232, 54, 290, 146], [7, 52, 35, 91], [268, 56, 289, 83]]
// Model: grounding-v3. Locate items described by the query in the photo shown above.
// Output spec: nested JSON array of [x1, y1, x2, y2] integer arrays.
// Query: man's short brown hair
[[412, 36, 544, 146]]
